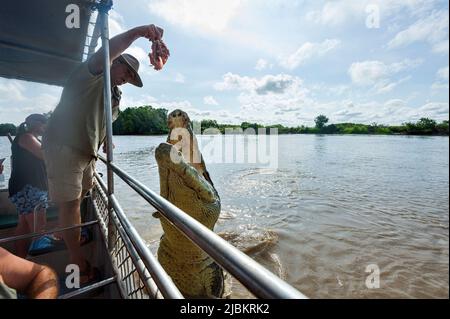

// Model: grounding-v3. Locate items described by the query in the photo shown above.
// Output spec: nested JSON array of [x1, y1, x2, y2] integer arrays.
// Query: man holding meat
[[42, 24, 169, 283]]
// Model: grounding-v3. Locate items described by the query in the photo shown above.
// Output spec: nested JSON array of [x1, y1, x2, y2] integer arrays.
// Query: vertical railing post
[[98, 0, 115, 251]]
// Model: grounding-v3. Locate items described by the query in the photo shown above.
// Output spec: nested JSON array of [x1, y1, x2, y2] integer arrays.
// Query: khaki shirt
[[43, 61, 120, 158]]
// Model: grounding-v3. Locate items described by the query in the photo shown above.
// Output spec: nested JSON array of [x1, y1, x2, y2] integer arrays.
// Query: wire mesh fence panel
[[91, 181, 154, 299]]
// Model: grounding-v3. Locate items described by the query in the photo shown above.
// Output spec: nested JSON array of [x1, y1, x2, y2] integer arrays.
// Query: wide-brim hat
[[117, 53, 143, 88]]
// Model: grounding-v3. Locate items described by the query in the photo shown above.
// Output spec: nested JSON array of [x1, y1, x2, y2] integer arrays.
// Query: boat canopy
[[0, 0, 98, 86]]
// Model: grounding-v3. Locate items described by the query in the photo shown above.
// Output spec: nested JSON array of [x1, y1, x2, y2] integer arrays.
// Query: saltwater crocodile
[[154, 109, 230, 298]]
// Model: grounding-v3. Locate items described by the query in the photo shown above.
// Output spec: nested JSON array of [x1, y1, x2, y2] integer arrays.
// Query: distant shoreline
[[1, 131, 449, 137], [1, 106, 448, 137], [111, 132, 449, 137], [3, 133, 446, 138]]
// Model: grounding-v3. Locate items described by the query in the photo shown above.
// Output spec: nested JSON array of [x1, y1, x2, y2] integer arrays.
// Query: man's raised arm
[[88, 24, 163, 75]]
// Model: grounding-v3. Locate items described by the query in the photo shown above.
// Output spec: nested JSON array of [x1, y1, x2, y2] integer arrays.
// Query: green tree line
[[196, 115, 448, 136], [1, 107, 448, 136]]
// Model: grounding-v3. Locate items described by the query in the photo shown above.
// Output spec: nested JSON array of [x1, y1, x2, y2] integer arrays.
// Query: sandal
[[79, 227, 93, 246]]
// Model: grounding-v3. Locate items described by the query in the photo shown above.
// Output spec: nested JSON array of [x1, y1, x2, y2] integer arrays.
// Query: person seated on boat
[[8, 114, 48, 258], [41, 24, 169, 284], [0, 247, 58, 299]]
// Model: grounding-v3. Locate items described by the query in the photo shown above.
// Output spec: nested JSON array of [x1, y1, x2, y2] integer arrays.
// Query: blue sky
[[0, 0, 448, 126]]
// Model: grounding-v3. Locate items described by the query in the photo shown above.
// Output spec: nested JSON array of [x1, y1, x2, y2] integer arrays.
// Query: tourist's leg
[[58, 198, 84, 268], [14, 214, 31, 258]]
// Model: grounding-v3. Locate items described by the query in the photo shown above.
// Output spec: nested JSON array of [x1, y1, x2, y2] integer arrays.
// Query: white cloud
[[0, 79, 62, 124], [109, 10, 126, 37], [375, 76, 412, 94], [214, 73, 304, 95], [280, 39, 341, 70], [432, 66, 449, 91], [211, 69, 445, 126], [149, 0, 243, 34], [431, 82, 449, 91], [307, 0, 436, 27], [329, 99, 449, 125], [310, 83, 351, 97], [214, 73, 256, 92], [437, 66, 449, 81], [0, 80, 26, 103], [120, 94, 158, 108], [416, 102, 449, 117], [432, 39, 450, 54], [388, 10, 449, 53], [154, 100, 193, 111], [255, 59, 269, 71], [212, 72, 313, 126], [306, 1, 365, 26], [349, 61, 388, 86], [92, 10, 127, 52], [203, 96, 219, 106], [348, 59, 421, 93]]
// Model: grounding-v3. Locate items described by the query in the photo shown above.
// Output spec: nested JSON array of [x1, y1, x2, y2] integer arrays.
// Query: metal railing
[[98, 156, 307, 299], [92, 171, 183, 299]]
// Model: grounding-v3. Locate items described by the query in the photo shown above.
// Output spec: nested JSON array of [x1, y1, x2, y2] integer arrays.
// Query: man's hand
[[137, 24, 164, 41]]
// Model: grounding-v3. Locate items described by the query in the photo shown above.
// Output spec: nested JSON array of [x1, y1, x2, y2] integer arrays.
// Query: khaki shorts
[[43, 144, 95, 203]]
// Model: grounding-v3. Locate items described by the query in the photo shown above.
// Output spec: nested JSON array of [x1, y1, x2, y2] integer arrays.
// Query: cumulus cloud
[[149, 0, 243, 34], [0, 80, 26, 103], [306, 0, 366, 26], [431, 66, 449, 91], [388, 10, 449, 54], [279, 39, 341, 70], [330, 99, 449, 124], [213, 72, 314, 125], [375, 76, 412, 94], [255, 59, 269, 71], [214, 73, 303, 96], [0, 79, 61, 124], [154, 100, 193, 111], [416, 102, 449, 119], [348, 59, 421, 93], [203, 96, 219, 106], [120, 94, 158, 108], [349, 61, 388, 86]]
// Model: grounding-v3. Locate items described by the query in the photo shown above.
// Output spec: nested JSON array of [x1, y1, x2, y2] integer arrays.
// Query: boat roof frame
[[0, 0, 101, 86]]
